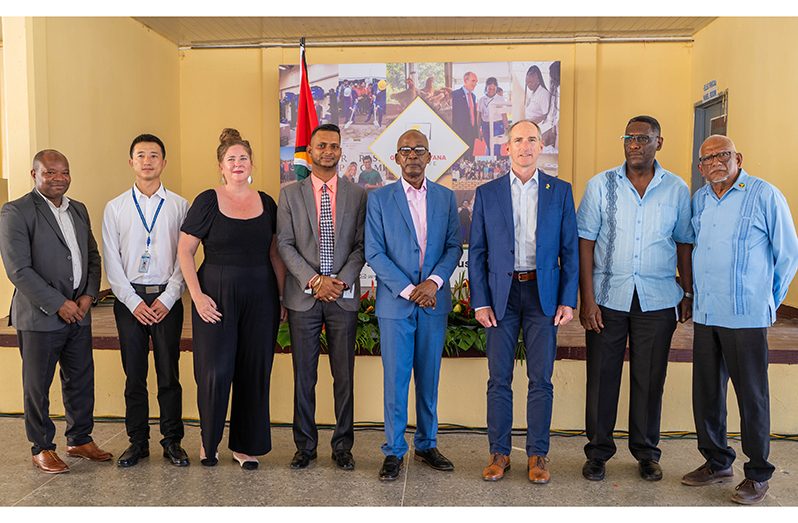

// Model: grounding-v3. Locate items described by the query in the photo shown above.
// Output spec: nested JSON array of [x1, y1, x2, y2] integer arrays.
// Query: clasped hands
[[409, 279, 437, 309], [313, 275, 347, 302], [132, 298, 170, 326], [57, 295, 93, 324]]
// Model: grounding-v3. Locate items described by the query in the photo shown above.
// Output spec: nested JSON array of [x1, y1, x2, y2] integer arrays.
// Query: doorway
[[691, 91, 728, 194]]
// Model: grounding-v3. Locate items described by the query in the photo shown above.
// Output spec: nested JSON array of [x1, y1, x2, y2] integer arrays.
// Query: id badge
[[138, 252, 151, 274]]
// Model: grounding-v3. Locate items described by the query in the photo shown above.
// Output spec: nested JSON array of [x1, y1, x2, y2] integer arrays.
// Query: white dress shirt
[[36, 188, 82, 290], [510, 169, 539, 271], [102, 183, 188, 313]]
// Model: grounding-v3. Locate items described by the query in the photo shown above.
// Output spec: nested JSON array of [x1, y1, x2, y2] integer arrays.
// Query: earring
[[247, 175, 253, 184]]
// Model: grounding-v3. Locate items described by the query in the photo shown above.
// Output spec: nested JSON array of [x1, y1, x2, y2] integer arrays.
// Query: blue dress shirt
[[577, 161, 693, 312], [510, 169, 538, 271], [692, 170, 798, 328]]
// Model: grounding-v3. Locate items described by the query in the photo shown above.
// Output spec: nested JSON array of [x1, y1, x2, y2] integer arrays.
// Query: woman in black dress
[[177, 128, 286, 469]]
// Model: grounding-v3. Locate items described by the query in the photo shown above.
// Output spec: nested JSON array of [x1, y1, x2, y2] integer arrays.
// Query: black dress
[[181, 189, 280, 457]]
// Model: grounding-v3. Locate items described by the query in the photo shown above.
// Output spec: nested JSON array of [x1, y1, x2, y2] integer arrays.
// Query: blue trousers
[[486, 279, 557, 456], [378, 308, 447, 458]]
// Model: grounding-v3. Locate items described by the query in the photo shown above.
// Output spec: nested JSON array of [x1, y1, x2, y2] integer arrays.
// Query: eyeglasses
[[621, 134, 657, 145], [397, 146, 429, 157], [698, 151, 734, 165]]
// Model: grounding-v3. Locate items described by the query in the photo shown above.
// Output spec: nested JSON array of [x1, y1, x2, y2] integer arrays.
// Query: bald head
[[700, 135, 737, 156], [31, 149, 71, 205], [697, 134, 743, 188], [397, 129, 429, 148]]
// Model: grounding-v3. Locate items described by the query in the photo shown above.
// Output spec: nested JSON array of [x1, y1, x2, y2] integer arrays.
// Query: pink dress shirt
[[398, 177, 444, 300]]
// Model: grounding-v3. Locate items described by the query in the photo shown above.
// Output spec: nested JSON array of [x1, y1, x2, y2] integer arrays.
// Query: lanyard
[[132, 188, 165, 252]]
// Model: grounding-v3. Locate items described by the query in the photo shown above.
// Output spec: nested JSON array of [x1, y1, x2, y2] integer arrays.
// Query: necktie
[[319, 184, 334, 275], [466, 90, 475, 126]]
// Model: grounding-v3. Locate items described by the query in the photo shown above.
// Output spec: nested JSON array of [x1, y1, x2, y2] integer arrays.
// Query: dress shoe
[[639, 459, 663, 481], [731, 478, 769, 505], [163, 442, 189, 467], [290, 449, 317, 469], [681, 463, 734, 486], [199, 445, 219, 467], [117, 444, 149, 468], [378, 455, 403, 481], [233, 452, 259, 471], [32, 450, 69, 474], [332, 450, 355, 471], [528, 455, 550, 484], [582, 458, 606, 481], [482, 453, 511, 481], [414, 448, 454, 471], [66, 441, 113, 462]]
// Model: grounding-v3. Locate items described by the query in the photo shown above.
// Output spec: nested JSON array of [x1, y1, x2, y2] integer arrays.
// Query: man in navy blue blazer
[[469, 120, 578, 484], [365, 129, 462, 481]]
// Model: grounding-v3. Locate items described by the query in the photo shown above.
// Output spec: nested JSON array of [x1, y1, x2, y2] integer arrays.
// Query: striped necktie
[[319, 184, 334, 275]]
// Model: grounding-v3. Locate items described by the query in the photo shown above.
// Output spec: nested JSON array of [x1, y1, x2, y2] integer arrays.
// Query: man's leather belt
[[131, 283, 168, 295], [512, 270, 536, 282]]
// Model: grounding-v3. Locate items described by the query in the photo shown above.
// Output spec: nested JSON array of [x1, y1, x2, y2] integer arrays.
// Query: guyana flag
[[293, 38, 318, 181]]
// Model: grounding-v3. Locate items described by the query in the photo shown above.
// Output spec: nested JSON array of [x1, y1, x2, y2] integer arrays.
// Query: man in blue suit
[[365, 129, 462, 481], [469, 120, 578, 484]]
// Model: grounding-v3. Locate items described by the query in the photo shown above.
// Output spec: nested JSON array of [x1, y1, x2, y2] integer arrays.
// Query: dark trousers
[[288, 301, 356, 453], [486, 279, 557, 456], [113, 285, 184, 447], [18, 324, 95, 455], [692, 323, 774, 482], [584, 291, 676, 462], [192, 264, 278, 457]]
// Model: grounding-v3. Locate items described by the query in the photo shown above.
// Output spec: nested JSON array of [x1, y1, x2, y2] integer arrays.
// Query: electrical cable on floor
[[2, 412, 796, 442]]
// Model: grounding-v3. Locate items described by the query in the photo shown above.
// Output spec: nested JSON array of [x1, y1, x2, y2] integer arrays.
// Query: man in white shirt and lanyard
[[102, 134, 189, 467]]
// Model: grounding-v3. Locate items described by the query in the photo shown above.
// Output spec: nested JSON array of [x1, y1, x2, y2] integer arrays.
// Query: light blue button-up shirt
[[692, 170, 798, 328], [577, 161, 693, 312], [510, 169, 538, 271]]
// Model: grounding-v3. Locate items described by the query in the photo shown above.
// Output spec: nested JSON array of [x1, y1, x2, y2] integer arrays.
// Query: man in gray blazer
[[0, 149, 111, 473], [277, 123, 367, 471]]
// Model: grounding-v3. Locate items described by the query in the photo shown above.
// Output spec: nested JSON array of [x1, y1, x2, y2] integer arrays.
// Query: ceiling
[[133, 17, 716, 48]]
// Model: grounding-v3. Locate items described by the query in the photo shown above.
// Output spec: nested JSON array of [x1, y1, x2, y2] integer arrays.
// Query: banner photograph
[[279, 60, 561, 246]]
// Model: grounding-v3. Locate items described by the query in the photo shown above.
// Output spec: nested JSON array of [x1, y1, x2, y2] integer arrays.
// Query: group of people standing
[[1, 114, 796, 506]]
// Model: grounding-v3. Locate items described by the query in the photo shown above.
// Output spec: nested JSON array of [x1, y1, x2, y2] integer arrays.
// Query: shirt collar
[[400, 176, 427, 195], [310, 173, 338, 194], [35, 188, 70, 211], [509, 168, 538, 187], [729, 169, 750, 192], [617, 159, 666, 180], [133, 183, 166, 200]]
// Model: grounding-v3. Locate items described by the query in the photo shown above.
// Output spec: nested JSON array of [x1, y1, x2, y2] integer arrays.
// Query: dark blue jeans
[[486, 279, 557, 456]]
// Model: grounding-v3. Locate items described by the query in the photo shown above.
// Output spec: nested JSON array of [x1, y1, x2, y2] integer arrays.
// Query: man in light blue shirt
[[577, 116, 694, 483], [681, 135, 798, 505]]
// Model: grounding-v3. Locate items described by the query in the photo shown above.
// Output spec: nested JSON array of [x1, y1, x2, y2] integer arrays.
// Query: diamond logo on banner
[[370, 97, 468, 182]]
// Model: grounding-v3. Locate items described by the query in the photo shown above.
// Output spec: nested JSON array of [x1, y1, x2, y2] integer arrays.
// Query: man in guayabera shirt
[[577, 115, 694, 483], [681, 135, 798, 505]]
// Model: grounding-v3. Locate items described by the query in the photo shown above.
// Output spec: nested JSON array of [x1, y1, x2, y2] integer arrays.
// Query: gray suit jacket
[[277, 176, 367, 312], [0, 190, 101, 331]]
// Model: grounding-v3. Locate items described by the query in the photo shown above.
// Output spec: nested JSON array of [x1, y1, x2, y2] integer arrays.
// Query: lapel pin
[[738, 182, 745, 188], [545, 183, 551, 190]]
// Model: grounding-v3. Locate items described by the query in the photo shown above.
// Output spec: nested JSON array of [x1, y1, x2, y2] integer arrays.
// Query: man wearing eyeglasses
[[576, 115, 694, 483], [682, 135, 798, 504], [469, 120, 578, 484], [365, 129, 462, 481]]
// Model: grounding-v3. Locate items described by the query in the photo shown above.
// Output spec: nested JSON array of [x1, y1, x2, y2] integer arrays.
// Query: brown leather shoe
[[528, 455, 550, 484], [731, 479, 769, 505], [482, 453, 511, 481], [681, 463, 734, 486], [32, 450, 69, 474], [66, 441, 113, 462]]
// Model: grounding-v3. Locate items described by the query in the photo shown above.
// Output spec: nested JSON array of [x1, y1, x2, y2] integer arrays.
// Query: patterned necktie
[[319, 184, 334, 276]]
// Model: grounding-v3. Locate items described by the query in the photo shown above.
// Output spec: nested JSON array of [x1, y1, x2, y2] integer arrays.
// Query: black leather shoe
[[582, 458, 606, 481], [290, 449, 317, 469], [332, 450, 355, 471], [639, 459, 663, 481], [414, 448, 454, 471], [117, 444, 149, 468], [163, 442, 190, 467], [379, 455, 404, 481]]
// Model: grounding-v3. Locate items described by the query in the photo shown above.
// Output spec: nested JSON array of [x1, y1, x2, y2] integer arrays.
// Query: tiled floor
[[0, 417, 795, 507]]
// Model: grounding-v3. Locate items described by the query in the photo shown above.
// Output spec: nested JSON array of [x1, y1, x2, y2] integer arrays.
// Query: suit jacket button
[[507, 272, 512, 276], [69, 277, 73, 281], [67, 255, 72, 260]]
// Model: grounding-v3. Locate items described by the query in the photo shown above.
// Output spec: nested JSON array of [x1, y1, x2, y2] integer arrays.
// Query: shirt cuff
[[428, 275, 444, 289], [474, 306, 491, 312], [399, 284, 416, 301]]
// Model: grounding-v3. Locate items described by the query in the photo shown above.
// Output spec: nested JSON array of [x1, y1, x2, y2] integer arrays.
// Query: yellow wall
[[0, 17, 181, 310], [693, 17, 798, 306]]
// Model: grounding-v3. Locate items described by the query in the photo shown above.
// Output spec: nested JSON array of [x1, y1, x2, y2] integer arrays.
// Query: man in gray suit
[[0, 149, 112, 473], [277, 123, 367, 471]]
